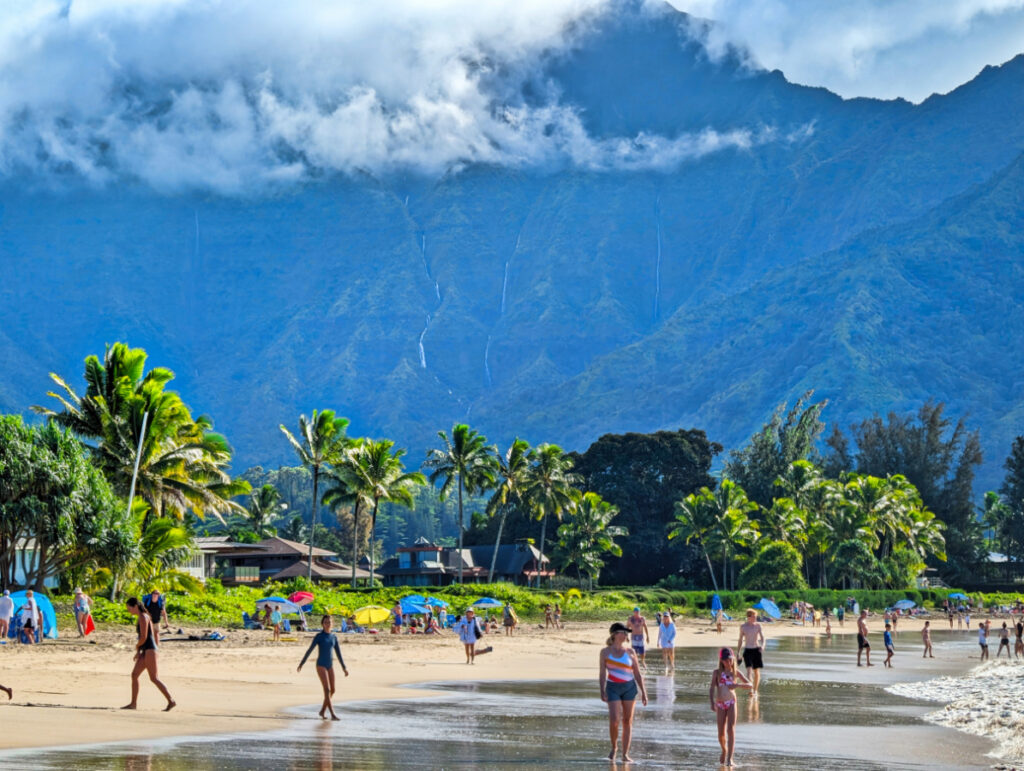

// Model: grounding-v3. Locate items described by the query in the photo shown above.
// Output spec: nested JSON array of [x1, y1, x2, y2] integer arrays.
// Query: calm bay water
[[1, 629, 995, 769]]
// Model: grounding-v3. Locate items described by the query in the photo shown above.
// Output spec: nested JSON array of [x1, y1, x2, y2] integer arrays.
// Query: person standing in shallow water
[[122, 597, 175, 712], [599, 622, 647, 763], [737, 609, 766, 694], [921, 621, 933, 658], [709, 647, 752, 767], [298, 615, 349, 720]]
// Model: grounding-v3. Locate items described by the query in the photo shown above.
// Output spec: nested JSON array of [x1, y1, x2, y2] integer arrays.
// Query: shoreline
[[0, 614, 962, 752]]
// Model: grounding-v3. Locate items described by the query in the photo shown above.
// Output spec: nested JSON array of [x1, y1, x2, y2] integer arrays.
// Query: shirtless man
[[627, 607, 650, 671], [737, 609, 766, 694], [921, 620, 934, 658], [857, 610, 873, 667]]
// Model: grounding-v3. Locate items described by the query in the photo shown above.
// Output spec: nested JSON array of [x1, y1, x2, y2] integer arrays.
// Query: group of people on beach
[[599, 607, 767, 766]]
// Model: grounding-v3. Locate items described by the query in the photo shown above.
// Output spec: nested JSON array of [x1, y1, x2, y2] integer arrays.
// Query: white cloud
[[0, 0, 798, 192], [674, 0, 1024, 101]]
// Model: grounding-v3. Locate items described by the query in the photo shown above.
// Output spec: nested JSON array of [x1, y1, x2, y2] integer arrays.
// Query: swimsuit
[[631, 633, 645, 654], [138, 620, 157, 652], [715, 671, 736, 711], [301, 631, 345, 669], [604, 649, 638, 702]]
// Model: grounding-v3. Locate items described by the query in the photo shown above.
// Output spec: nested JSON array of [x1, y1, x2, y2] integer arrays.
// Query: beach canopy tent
[[400, 598, 430, 615], [354, 605, 391, 625], [288, 591, 314, 611], [425, 597, 449, 608], [753, 598, 781, 621], [471, 597, 503, 610], [948, 592, 969, 600], [7, 591, 58, 640], [256, 597, 307, 623], [709, 594, 732, 621], [892, 599, 916, 610]]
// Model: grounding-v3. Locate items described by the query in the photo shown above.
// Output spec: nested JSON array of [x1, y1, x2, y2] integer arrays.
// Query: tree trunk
[[722, 549, 728, 592], [488, 505, 508, 583], [369, 498, 380, 589], [537, 514, 548, 589], [350, 500, 361, 589], [457, 478, 465, 585], [308, 466, 319, 583], [699, 538, 719, 593]]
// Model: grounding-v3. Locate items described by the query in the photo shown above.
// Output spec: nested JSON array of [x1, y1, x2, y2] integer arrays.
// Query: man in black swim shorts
[[857, 609, 872, 667], [737, 609, 766, 694]]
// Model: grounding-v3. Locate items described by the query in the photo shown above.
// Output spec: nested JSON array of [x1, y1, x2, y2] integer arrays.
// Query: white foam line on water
[[887, 659, 1024, 762]]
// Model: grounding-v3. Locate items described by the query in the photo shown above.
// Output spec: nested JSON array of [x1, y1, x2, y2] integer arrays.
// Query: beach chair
[[242, 612, 257, 630]]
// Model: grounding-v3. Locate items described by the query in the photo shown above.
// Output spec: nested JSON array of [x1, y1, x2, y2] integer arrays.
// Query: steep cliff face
[[1, 2, 1022, 486]]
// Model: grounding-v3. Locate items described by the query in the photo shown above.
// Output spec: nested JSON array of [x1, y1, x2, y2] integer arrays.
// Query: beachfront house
[[214, 536, 380, 586], [379, 537, 554, 587], [178, 536, 264, 583]]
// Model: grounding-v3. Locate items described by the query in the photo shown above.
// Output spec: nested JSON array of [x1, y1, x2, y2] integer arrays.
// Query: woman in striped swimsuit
[[709, 647, 752, 766], [599, 622, 648, 762]]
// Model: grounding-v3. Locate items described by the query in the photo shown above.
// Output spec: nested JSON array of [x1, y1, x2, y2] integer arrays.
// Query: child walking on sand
[[709, 647, 752, 767], [883, 623, 895, 667]]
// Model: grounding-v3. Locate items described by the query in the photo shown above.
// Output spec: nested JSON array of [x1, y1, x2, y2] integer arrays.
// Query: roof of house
[[379, 542, 548, 577], [272, 558, 379, 581], [468, 543, 547, 575], [226, 536, 336, 559], [194, 536, 262, 553]]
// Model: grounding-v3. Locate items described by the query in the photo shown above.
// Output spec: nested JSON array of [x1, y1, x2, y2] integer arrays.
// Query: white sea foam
[[887, 660, 1024, 763]]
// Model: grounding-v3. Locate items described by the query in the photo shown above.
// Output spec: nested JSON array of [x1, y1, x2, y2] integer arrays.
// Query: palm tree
[[35, 343, 250, 524], [702, 479, 759, 590], [668, 491, 720, 592], [524, 443, 580, 588], [485, 439, 531, 582], [280, 410, 351, 581], [330, 439, 425, 585], [247, 484, 286, 539], [320, 453, 370, 588], [557, 491, 627, 589], [423, 424, 497, 584]]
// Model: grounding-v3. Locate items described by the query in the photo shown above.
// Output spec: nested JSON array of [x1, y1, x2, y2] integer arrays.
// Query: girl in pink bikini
[[708, 647, 752, 766]]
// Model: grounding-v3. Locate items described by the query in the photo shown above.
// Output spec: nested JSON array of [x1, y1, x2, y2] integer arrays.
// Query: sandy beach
[[0, 613, 940, 752]]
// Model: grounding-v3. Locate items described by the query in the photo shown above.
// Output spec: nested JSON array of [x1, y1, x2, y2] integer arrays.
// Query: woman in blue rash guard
[[298, 615, 349, 720]]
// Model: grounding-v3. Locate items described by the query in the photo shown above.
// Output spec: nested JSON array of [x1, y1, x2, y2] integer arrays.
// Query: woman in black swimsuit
[[122, 597, 175, 711]]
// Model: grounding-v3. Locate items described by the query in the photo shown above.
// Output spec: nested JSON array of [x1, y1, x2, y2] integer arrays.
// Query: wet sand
[[0, 632, 994, 770]]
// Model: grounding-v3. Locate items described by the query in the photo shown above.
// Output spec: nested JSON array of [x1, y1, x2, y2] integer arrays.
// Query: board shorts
[[885, 645, 894, 654], [503, 617, 514, 627], [605, 680, 638, 702], [742, 647, 764, 669], [857, 634, 870, 650], [631, 634, 645, 654]]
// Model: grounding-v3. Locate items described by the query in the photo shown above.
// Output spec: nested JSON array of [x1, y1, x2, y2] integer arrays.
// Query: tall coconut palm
[[320, 452, 371, 588], [423, 424, 497, 584], [486, 439, 531, 582], [280, 410, 351, 581], [702, 479, 759, 590], [247, 484, 286, 539], [331, 439, 425, 585], [668, 490, 720, 592], [524, 443, 580, 588], [35, 343, 249, 524], [557, 491, 627, 589]]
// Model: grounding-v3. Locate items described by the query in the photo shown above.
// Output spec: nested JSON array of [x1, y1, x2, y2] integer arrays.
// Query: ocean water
[[1, 629, 995, 770]]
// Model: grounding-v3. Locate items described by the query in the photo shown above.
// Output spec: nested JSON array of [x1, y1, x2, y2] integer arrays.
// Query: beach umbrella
[[425, 596, 449, 608], [256, 598, 305, 617], [402, 594, 428, 605], [949, 592, 969, 600], [400, 598, 429, 615], [710, 594, 723, 613], [354, 605, 391, 625], [8, 591, 58, 640], [893, 599, 916, 610], [288, 591, 314, 612], [753, 598, 781, 620], [471, 597, 503, 610]]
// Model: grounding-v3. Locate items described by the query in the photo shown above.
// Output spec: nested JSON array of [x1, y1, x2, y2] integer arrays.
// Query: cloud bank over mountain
[[678, 0, 1024, 101], [0, 0, 779, 192]]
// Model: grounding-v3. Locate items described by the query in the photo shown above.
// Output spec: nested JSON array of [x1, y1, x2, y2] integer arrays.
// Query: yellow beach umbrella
[[353, 605, 391, 625]]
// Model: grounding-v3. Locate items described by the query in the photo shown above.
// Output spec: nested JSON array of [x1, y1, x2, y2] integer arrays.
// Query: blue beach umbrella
[[471, 597, 503, 610], [753, 598, 781, 621], [425, 597, 449, 608], [402, 594, 428, 606], [949, 592, 969, 600], [8, 591, 58, 640], [400, 598, 429, 615], [893, 599, 916, 610], [710, 594, 723, 613]]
